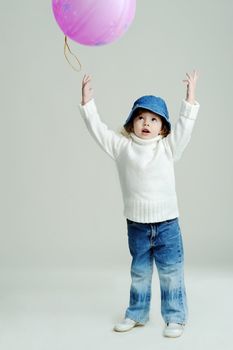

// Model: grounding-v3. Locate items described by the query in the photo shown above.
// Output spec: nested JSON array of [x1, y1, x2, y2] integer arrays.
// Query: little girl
[[79, 71, 200, 338]]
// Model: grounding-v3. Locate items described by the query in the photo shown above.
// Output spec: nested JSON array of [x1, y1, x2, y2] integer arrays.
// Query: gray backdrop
[[1, 0, 232, 270]]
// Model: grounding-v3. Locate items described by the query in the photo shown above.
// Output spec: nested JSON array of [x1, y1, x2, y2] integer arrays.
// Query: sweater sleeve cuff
[[78, 98, 97, 116], [180, 99, 200, 120]]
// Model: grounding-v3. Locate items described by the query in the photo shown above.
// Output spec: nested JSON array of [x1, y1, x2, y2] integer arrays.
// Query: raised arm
[[165, 70, 200, 162], [79, 74, 128, 161]]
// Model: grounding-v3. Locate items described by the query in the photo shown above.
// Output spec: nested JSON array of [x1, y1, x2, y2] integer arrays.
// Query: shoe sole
[[113, 323, 145, 332], [163, 331, 184, 338]]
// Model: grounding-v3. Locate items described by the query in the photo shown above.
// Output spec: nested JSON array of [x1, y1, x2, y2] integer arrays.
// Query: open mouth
[[142, 129, 150, 134]]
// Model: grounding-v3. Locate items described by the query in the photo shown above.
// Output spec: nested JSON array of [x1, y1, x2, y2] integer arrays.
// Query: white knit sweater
[[79, 99, 200, 223]]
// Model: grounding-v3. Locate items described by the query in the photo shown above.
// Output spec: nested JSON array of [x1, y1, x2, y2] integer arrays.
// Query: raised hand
[[81, 74, 93, 105], [182, 69, 199, 104]]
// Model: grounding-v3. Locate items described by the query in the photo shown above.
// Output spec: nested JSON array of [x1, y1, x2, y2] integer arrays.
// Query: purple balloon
[[52, 0, 136, 46]]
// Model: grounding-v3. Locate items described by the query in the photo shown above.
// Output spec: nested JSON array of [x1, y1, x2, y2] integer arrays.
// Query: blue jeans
[[124, 217, 188, 325]]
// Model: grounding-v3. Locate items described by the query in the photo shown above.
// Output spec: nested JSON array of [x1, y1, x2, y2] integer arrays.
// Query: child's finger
[[84, 77, 91, 85], [83, 80, 91, 89], [192, 70, 197, 78], [85, 76, 91, 82], [82, 76, 91, 87], [184, 73, 190, 81], [193, 69, 199, 79], [83, 74, 91, 83], [194, 70, 199, 79], [82, 81, 92, 91]]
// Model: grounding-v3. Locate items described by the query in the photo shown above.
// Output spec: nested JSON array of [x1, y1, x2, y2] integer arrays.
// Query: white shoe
[[113, 318, 145, 332], [163, 322, 185, 338]]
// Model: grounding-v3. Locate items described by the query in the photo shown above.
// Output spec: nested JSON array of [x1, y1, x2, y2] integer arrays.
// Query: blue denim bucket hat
[[124, 95, 171, 130]]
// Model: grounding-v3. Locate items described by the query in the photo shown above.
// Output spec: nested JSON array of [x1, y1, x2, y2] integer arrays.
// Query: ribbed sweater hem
[[123, 197, 179, 223]]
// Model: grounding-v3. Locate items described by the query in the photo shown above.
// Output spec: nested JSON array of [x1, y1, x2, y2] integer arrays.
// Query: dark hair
[[121, 108, 171, 138]]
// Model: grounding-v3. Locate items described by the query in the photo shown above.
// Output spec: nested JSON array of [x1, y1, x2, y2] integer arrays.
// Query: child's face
[[133, 109, 163, 139]]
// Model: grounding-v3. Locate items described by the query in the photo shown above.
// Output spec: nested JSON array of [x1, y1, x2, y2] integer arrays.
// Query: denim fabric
[[124, 217, 188, 325]]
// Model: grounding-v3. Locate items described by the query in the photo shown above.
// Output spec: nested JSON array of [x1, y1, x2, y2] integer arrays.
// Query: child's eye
[[138, 116, 157, 121]]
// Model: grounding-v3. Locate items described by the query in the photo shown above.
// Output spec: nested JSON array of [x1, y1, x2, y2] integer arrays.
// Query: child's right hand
[[81, 74, 93, 105], [182, 69, 199, 105]]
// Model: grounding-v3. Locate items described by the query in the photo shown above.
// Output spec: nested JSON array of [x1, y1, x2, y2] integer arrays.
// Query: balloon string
[[64, 36, 82, 72]]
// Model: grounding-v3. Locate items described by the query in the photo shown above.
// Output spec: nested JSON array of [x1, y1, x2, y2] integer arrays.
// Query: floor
[[0, 266, 232, 350]]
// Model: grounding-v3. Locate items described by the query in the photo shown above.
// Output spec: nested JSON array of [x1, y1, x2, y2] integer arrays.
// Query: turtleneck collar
[[129, 132, 163, 145]]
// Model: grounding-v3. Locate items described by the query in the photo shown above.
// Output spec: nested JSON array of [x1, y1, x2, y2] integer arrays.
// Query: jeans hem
[[164, 319, 187, 326], [125, 312, 149, 325]]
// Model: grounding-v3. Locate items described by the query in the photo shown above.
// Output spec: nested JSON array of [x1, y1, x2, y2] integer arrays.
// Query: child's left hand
[[182, 69, 199, 104], [81, 74, 93, 105]]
